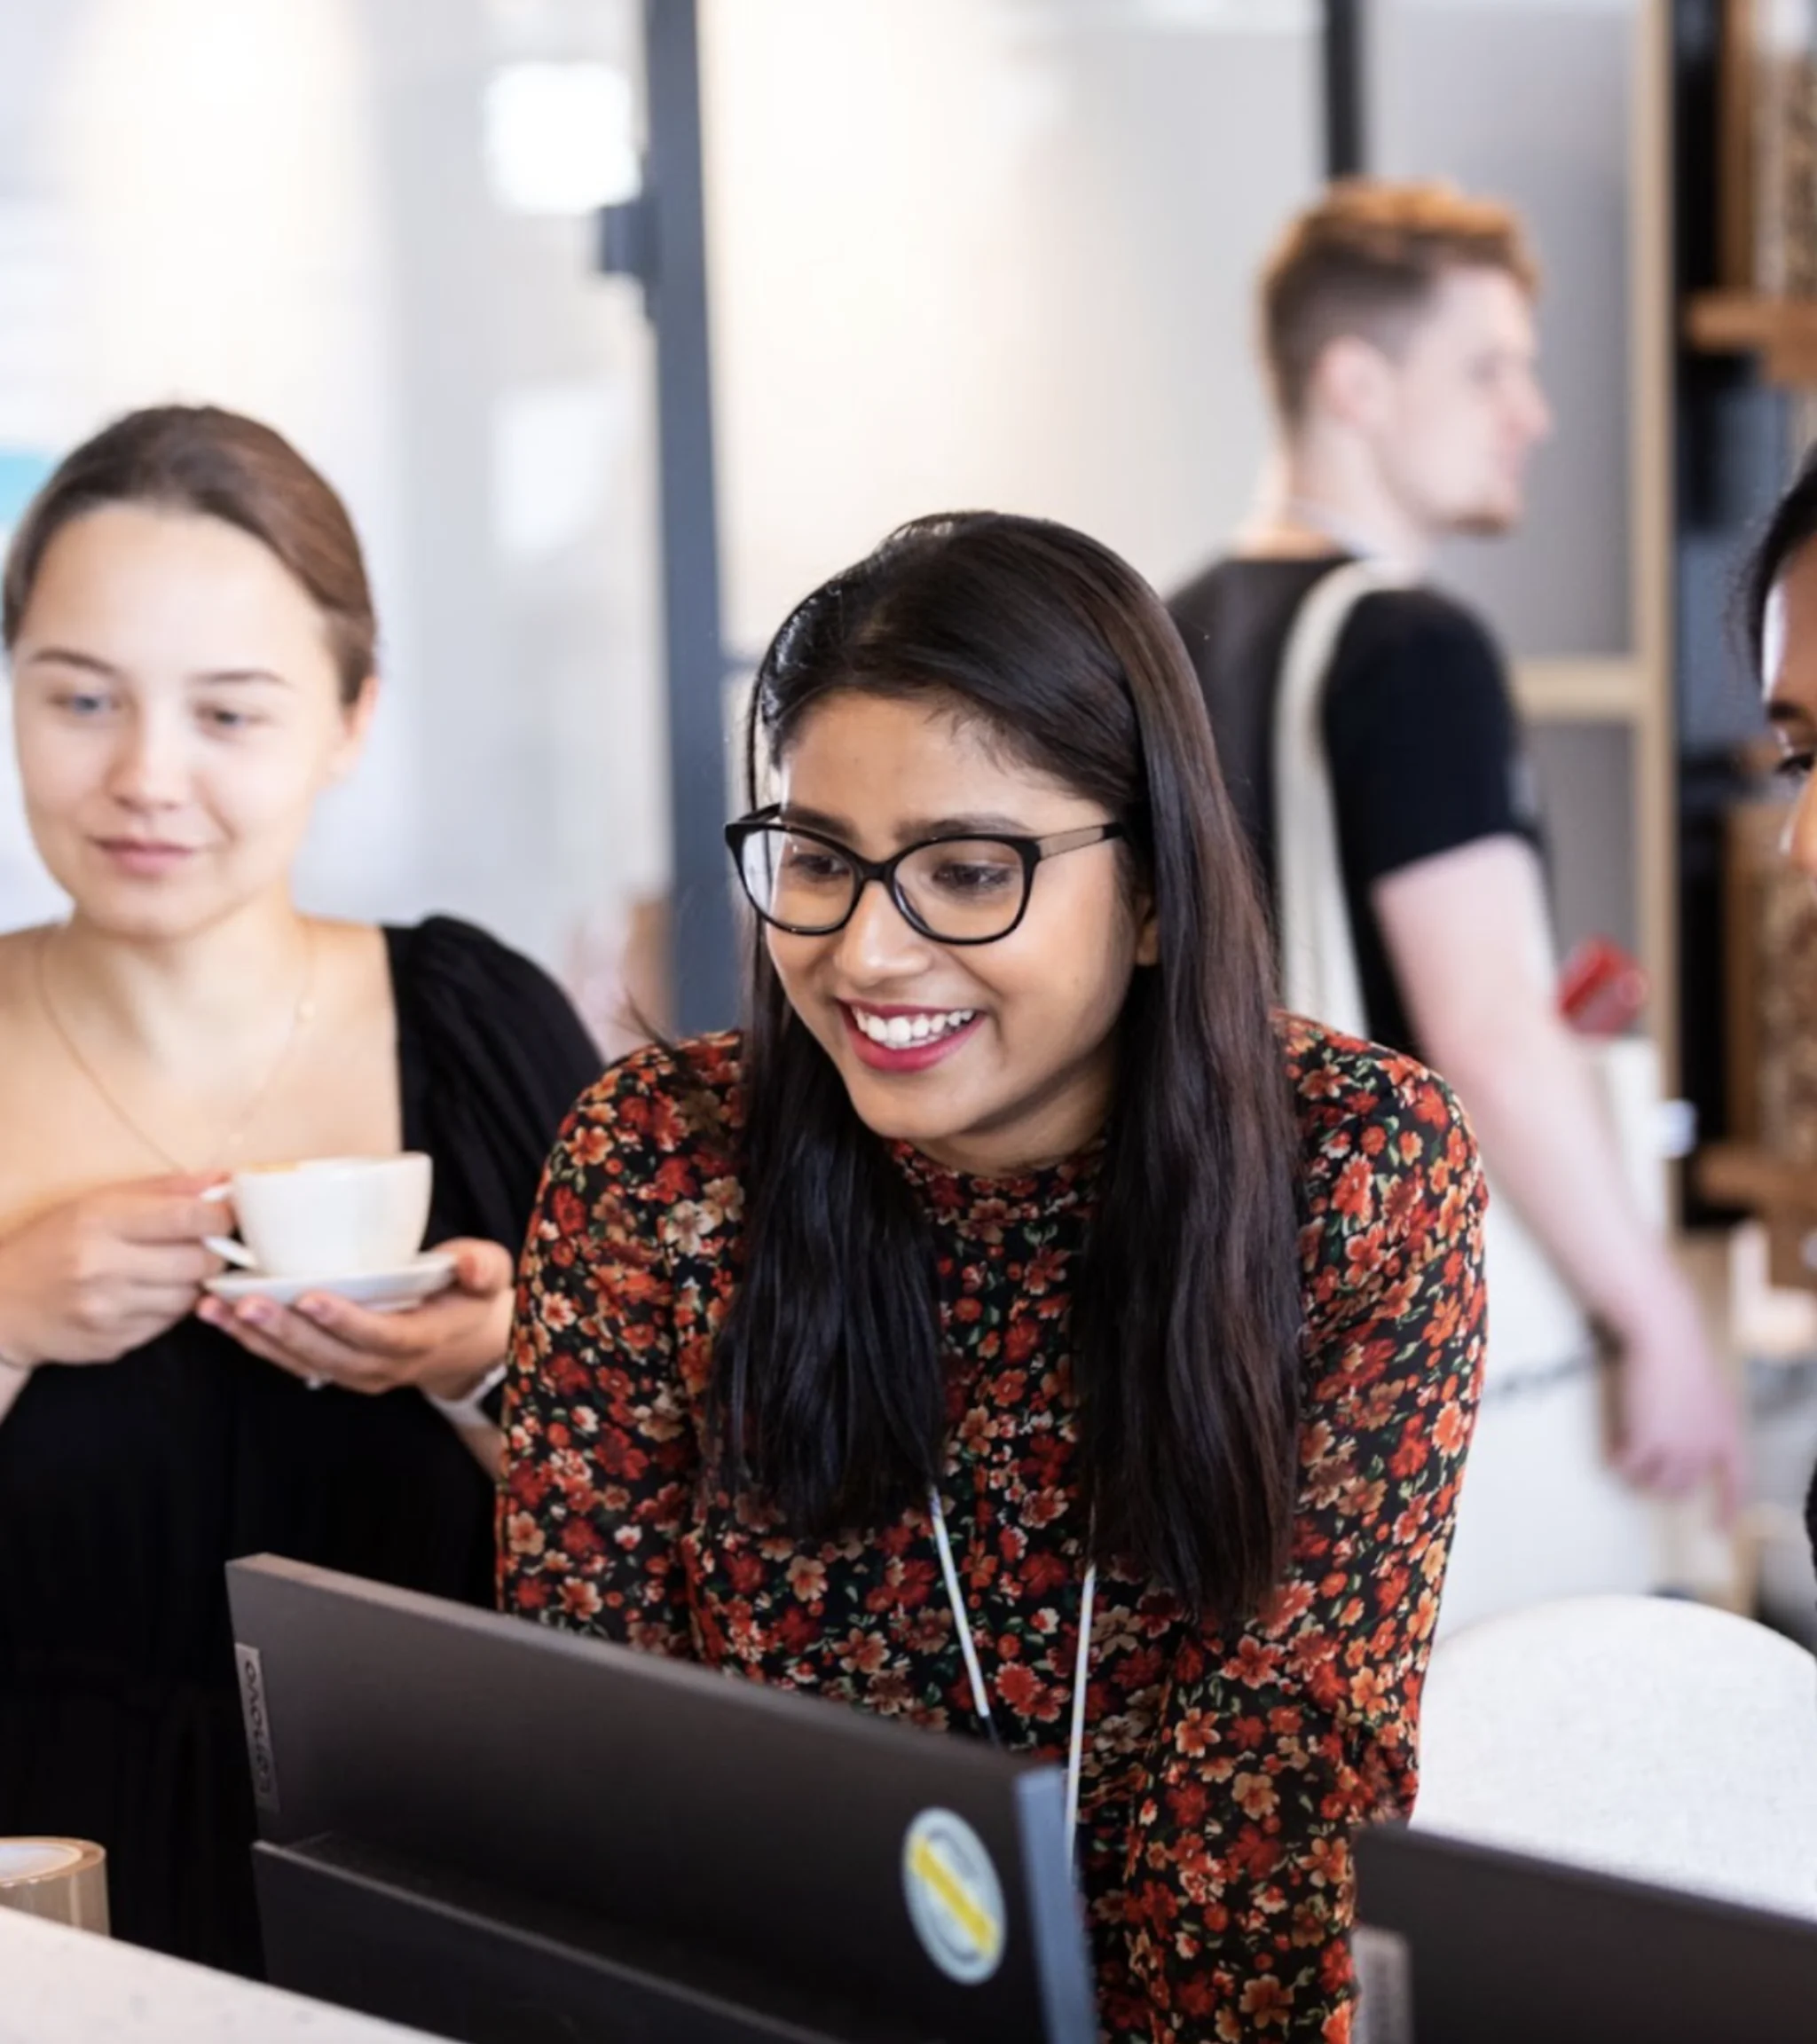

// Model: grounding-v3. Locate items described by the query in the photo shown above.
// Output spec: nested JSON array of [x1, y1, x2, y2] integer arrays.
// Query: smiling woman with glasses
[[502, 511, 1486, 2042]]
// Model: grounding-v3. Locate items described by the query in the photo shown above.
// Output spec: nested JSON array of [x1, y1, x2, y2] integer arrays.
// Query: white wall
[[0, 0, 665, 1018], [1372, 0, 1644, 957], [0, 0, 1640, 992], [1373, 0, 1638, 659], [358, 0, 666, 991], [701, 0, 1322, 657], [0, 0, 1333, 995]]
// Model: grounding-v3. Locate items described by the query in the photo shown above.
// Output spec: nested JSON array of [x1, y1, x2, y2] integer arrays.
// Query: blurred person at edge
[[501, 511, 1487, 2041], [0, 407, 601, 1973], [1743, 444, 1817, 1584], [1169, 180, 1742, 1630]]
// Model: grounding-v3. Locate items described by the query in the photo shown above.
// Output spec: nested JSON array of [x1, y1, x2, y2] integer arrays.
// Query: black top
[[0, 917, 600, 1975], [1168, 554, 1542, 1056]]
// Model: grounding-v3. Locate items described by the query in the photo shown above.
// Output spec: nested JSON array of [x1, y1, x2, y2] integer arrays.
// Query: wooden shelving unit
[[1654, 0, 1817, 1215], [1698, 1142, 1817, 1288], [1668, 2, 1817, 1269]]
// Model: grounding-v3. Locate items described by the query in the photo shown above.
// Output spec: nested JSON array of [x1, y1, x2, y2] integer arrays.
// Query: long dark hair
[[1743, 442, 1817, 673], [711, 513, 1303, 1618]]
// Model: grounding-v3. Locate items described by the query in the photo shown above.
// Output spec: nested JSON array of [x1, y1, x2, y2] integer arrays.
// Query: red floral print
[[499, 1017, 1485, 2040]]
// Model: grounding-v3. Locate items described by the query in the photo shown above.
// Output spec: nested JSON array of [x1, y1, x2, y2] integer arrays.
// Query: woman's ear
[[326, 673, 380, 781], [1133, 892, 1160, 968]]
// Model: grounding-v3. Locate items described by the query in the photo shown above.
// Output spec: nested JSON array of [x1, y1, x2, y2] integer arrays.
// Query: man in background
[[1170, 179, 1742, 1626]]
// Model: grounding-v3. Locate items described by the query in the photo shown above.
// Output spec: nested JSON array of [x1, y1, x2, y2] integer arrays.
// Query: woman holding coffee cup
[[0, 406, 602, 1971]]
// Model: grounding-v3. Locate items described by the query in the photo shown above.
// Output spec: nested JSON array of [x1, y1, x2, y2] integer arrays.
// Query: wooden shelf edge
[[1512, 656, 1649, 722], [1684, 291, 1817, 385], [1695, 1141, 1817, 1214]]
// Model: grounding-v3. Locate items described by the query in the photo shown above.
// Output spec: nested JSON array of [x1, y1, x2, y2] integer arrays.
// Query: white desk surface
[[0, 1906, 444, 2044]]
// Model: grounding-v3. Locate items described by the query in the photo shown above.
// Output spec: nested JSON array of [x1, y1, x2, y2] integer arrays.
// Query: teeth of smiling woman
[[853, 1008, 975, 1048]]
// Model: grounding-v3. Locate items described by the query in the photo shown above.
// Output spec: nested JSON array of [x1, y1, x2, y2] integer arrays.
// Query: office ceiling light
[[484, 61, 640, 216]]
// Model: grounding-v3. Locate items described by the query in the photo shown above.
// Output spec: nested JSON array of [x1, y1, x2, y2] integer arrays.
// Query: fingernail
[[240, 1301, 271, 1327]]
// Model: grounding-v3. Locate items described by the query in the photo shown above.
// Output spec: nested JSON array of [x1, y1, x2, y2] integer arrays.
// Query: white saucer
[[202, 1250, 458, 1315]]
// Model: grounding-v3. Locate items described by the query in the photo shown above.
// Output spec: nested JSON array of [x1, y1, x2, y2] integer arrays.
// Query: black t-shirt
[[1168, 554, 1542, 1057]]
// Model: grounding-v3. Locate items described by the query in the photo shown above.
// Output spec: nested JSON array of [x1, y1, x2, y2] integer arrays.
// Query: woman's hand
[[0, 1175, 227, 1369], [197, 1238, 516, 1401]]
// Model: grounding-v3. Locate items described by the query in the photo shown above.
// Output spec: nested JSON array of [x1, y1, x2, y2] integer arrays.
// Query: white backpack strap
[[1271, 562, 1603, 1399], [1272, 559, 1417, 1040]]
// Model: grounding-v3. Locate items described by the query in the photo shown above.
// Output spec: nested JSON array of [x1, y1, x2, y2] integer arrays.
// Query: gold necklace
[[36, 921, 319, 1175]]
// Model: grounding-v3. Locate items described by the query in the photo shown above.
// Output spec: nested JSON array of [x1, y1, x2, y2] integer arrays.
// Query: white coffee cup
[[203, 1153, 433, 1278]]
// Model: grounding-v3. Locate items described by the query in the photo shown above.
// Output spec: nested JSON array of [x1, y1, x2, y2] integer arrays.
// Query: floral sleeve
[[497, 1044, 735, 1654], [1106, 1041, 1486, 2043]]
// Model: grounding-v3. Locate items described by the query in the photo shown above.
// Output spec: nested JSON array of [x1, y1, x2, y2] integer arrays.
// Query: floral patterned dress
[[499, 1017, 1485, 2042]]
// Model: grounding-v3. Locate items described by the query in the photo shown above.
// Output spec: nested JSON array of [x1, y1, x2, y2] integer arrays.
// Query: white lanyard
[[926, 1486, 1097, 1842]]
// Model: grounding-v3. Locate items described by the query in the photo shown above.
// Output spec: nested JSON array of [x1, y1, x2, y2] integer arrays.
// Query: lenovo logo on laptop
[[234, 1641, 281, 1815]]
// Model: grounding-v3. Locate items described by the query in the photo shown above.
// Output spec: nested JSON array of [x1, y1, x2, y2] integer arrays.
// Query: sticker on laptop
[[901, 1807, 1006, 1985]]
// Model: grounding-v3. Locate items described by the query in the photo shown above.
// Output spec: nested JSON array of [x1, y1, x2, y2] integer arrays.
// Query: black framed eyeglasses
[[724, 806, 1126, 945]]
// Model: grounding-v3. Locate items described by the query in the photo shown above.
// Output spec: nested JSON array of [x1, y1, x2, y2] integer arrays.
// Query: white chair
[[1411, 1594, 1817, 1921]]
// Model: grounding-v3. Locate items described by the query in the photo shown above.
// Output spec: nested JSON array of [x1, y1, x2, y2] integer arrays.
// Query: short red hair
[[1261, 178, 1540, 421]]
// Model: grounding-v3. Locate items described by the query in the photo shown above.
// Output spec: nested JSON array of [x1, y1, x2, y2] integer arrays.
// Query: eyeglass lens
[[737, 827, 1028, 940]]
